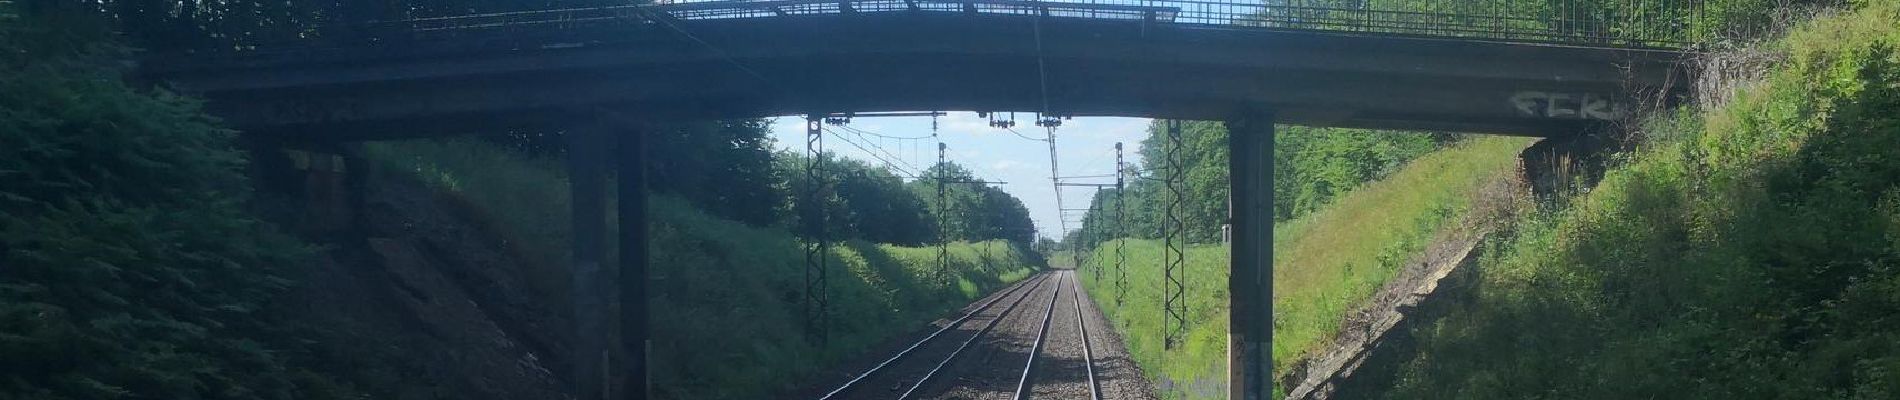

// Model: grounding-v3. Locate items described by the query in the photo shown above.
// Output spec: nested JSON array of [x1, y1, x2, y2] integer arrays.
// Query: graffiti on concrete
[[1510, 91, 1628, 120]]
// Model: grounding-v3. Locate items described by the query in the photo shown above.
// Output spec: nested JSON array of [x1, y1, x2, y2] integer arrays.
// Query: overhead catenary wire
[[858, 128, 931, 168], [1070, 147, 1113, 175], [837, 123, 935, 140], [826, 127, 922, 178], [832, 127, 919, 175], [838, 127, 926, 174], [836, 124, 932, 168], [1044, 125, 1069, 247], [1003, 126, 1049, 142]]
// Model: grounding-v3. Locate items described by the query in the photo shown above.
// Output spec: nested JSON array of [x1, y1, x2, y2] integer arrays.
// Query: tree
[[0, 12, 348, 398], [831, 158, 935, 246], [475, 118, 786, 227], [1074, 120, 1451, 251], [907, 162, 1038, 247], [646, 119, 785, 227]]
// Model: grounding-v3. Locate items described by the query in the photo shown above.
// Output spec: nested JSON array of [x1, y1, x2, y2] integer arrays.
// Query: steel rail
[[819, 272, 1052, 400], [1070, 272, 1101, 400], [1012, 271, 1066, 400], [897, 271, 1058, 399]]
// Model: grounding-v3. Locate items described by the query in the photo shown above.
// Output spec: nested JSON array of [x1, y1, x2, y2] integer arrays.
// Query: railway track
[[1068, 272, 1103, 399], [820, 272, 1054, 400], [815, 270, 1113, 400], [1016, 271, 1102, 400]]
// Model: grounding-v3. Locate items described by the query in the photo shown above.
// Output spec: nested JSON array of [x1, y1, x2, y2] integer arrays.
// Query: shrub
[[1365, 3, 1900, 398], [0, 15, 339, 400]]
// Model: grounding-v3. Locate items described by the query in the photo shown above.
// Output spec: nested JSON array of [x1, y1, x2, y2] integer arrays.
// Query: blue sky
[[765, 112, 1151, 240]]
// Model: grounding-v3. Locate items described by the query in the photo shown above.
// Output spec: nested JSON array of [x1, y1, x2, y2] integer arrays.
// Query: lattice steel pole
[[937, 142, 950, 285], [983, 237, 994, 271], [1090, 188, 1101, 283], [1163, 120, 1188, 350], [803, 115, 829, 344], [1072, 223, 1084, 273], [1114, 142, 1128, 308]]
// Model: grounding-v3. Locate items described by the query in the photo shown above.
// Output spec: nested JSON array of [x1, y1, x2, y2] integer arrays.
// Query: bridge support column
[[616, 122, 651, 400], [1227, 111, 1274, 400], [568, 124, 610, 400]]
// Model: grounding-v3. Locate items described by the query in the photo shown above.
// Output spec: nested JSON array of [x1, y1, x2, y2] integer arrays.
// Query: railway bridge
[[142, 1, 1701, 398]]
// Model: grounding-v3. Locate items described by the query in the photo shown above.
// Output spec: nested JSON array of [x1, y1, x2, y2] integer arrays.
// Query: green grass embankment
[[1077, 136, 1533, 399], [1361, 3, 1900, 398], [364, 138, 1040, 399]]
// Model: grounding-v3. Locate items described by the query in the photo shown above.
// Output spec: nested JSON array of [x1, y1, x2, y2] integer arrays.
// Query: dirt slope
[[289, 165, 573, 400]]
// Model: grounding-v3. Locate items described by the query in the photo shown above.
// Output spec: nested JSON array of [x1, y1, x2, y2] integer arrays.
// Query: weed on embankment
[[1077, 137, 1531, 399], [365, 138, 1041, 399], [1358, 3, 1900, 398]]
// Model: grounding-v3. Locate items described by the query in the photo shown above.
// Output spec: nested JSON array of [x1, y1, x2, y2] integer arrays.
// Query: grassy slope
[[1360, 4, 1900, 399], [363, 138, 1039, 399], [1077, 136, 1532, 399]]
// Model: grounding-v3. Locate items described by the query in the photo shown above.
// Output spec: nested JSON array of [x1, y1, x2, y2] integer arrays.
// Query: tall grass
[[1080, 239, 1233, 398], [1077, 136, 1532, 399], [1270, 136, 1531, 369], [362, 138, 1042, 399], [649, 200, 1037, 399], [1362, 3, 1900, 398]]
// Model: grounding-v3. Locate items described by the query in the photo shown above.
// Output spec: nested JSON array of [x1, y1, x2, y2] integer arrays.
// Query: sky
[[765, 112, 1152, 240]]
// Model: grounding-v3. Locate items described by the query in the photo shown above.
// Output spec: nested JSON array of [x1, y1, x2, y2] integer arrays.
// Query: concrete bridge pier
[[567, 122, 611, 400], [567, 116, 652, 400], [615, 119, 652, 400], [1227, 110, 1274, 400]]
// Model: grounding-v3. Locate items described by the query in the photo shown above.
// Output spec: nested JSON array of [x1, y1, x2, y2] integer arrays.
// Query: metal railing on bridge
[[376, 0, 1706, 48]]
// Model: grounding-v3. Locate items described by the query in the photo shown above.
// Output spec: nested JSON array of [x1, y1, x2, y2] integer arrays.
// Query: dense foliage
[[0, 12, 346, 399], [777, 153, 1039, 247], [479, 119, 788, 228], [1278, 0, 1834, 46], [648, 198, 1037, 399], [828, 157, 937, 246], [469, 116, 1040, 250], [1355, 2, 1900, 398], [366, 137, 1043, 400], [908, 163, 1039, 245], [1069, 121, 1449, 250], [646, 120, 785, 227]]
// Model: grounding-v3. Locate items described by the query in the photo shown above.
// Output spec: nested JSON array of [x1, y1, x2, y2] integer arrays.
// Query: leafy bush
[[0, 15, 341, 400], [1361, 3, 1900, 398], [365, 137, 1043, 399], [649, 196, 1038, 399]]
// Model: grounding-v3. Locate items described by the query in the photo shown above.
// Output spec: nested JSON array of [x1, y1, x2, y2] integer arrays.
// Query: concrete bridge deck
[[144, 1, 1692, 139], [138, 3, 1700, 397]]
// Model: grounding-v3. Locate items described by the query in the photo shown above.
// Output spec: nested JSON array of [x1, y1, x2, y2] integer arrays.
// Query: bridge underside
[[152, 13, 1688, 139], [144, 9, 1695, 400]]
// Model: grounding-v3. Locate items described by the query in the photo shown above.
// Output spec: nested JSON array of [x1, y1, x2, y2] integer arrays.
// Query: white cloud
[[989, 160, 1028, 172], [1062, 117, 1151, 139], [940, 112, 994, 136]]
